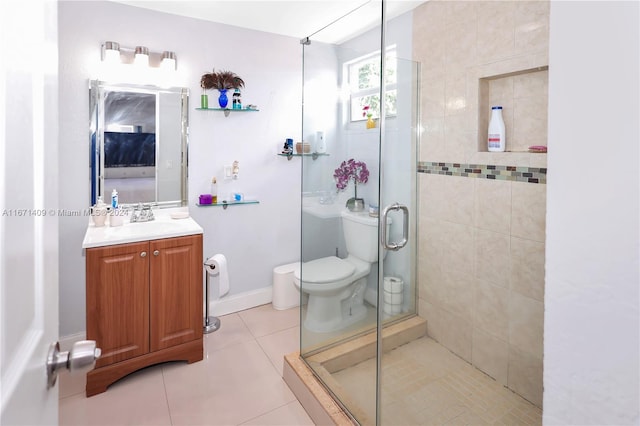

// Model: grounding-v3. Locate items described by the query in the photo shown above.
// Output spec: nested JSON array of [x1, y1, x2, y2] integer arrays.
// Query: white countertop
[[82, 207, 203, 249]]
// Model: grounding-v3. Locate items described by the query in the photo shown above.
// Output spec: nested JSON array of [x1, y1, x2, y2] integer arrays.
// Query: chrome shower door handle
[[381, 203, 409, 251]]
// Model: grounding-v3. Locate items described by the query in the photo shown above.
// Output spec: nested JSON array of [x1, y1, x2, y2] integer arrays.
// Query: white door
[[1, 0, 60, 424]]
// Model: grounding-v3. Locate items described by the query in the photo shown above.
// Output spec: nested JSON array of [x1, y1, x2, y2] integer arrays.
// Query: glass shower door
[[376, 55, 420, 425], [298, 2, 419, 424]]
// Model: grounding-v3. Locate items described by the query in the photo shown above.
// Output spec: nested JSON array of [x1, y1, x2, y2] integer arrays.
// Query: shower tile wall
[[412, 0, 549, 407]]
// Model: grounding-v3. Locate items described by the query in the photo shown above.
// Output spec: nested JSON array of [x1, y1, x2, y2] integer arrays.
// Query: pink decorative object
[[334, 159, 369, 212], [334, 159, 369, 191]]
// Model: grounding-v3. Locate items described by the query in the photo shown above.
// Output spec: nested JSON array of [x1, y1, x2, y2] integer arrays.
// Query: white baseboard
[[60, 287, 274, 345], [210, 286, 273, 316], [59, 331, 86, 351]]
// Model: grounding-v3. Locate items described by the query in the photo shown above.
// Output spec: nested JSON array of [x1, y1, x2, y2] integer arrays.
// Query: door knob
[[46, 340, 101, 388], [141, 251, 147, 257], [153, 250, 160, 256]]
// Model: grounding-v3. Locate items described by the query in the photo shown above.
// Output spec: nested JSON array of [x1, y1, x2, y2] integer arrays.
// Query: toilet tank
[[341, 210, 390, 262]]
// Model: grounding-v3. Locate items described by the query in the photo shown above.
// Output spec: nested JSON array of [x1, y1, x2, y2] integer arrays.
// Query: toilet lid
[[294, 256, 355, 283]]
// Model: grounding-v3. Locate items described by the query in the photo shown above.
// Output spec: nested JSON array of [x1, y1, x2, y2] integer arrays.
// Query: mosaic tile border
[[418, 161, 547, 184]]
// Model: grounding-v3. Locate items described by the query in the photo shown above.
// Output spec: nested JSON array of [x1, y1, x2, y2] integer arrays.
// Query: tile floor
[[59, 304, 314, 426], [59, 304, 543, 426], [332, 337, 542, 425]]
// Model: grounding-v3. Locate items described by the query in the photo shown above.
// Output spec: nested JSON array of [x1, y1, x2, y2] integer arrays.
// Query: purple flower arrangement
[[334, 159, 369, 191]]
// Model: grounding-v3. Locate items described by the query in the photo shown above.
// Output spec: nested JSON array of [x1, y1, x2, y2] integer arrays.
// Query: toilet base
[[303, 299, 368, 333], [340, 300, 368, 328]]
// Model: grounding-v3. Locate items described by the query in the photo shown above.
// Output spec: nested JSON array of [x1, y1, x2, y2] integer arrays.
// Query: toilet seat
[[294, 256, 354, 283]]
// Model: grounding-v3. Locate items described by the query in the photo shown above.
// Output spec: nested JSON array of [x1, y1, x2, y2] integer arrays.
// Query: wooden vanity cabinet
[[85, 234, 203, 397]]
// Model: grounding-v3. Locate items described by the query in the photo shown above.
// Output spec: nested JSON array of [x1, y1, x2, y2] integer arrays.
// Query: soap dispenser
[[92, 196, 108, 227]]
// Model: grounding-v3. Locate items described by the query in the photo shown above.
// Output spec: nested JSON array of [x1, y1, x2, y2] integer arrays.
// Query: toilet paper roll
[[384, 303, 402, 315], [383, 277, 403, 293], [383, 291, 403, 305], [204, 254, 229, 298]]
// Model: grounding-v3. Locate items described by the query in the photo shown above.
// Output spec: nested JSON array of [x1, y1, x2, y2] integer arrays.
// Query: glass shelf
[[196, 200, 259, 210], [196, 107, 259, 117], [278, 153, 329, 161]]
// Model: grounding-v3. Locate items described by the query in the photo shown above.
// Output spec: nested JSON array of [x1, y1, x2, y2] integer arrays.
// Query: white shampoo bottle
[[488, 106, 506, 152]]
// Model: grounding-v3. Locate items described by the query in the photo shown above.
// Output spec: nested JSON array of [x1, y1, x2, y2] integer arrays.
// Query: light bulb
[[134, 46, 149, 67], [161, 51, 176, 70], [103, 41, 120, 64]]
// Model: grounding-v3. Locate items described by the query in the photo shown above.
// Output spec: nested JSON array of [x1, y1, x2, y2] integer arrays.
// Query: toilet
[[294, 210, 390, 333]]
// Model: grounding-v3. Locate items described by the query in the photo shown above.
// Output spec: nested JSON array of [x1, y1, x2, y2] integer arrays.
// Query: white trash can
[[272, 262, 301, 310]]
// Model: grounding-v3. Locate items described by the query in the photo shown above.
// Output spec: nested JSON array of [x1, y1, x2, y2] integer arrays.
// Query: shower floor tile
[[332, 336, 542, 425]]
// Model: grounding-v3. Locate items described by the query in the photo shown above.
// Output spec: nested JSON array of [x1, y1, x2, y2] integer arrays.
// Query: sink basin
[[82, 208, 203, 248]]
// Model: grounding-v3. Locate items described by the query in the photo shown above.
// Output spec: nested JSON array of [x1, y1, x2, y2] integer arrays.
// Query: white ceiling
[[113, 0, 427, 44]]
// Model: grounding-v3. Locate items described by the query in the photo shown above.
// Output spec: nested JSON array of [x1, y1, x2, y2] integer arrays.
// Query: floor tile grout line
[[236, 311, 259, 340], [58, 389, 84, 401], [253, 332, 289, 379], [251, 323, 300, 340], [236, 400, 298, 426], [160, 366, 175, 426], [212, 311, 297, 386]]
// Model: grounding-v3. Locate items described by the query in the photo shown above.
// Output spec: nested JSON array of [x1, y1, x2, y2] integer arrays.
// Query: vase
[[200, 94, 208, 109], [345, 181, 365, 212], [366, 114, 376, 129], [218, 89, 229, 108]]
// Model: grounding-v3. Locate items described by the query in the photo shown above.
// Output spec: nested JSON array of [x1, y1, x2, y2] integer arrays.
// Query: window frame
[[345, 46, 398, 123]]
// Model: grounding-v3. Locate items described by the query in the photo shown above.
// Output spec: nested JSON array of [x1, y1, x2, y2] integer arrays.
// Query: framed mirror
[[89, 80, 189, 207]]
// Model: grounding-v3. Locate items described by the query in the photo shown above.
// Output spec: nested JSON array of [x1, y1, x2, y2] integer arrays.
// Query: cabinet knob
[[140, 251, 147, 257], [153, 250, 160, 256]]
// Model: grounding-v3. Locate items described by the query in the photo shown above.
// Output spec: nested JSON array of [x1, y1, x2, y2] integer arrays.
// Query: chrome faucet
[[130, 203, 155, 223]]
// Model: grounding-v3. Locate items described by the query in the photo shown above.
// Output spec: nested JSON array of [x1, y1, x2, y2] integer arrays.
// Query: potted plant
[[200, 69, 245, 108], [363, 105, 376, 129], [334, 159, 369, 211]]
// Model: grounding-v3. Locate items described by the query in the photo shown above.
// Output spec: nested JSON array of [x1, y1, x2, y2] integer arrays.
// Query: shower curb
[[283, 352, 356, 425], [283, 316, 427, 424]]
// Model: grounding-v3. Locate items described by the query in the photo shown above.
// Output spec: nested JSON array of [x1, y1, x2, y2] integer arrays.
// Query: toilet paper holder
[[203, 261, 220, 333]]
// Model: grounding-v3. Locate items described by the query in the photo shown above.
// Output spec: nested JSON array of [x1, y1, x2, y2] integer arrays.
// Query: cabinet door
[[149, 234, 203, 351], [86, 241, 150, 368]]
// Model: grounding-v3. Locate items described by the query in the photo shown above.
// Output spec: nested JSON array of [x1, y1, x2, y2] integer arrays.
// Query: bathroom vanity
[[82, 209, 203, 396]]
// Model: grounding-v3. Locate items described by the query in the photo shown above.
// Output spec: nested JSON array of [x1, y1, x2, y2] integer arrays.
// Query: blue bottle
[[111, 189, 118, 209]]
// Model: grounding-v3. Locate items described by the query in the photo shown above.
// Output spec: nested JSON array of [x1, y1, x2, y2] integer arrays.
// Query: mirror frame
[[89, 79, 189, 208]]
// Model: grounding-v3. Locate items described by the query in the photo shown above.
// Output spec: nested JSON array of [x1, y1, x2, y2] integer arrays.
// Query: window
[[346, 48, 397, 122]]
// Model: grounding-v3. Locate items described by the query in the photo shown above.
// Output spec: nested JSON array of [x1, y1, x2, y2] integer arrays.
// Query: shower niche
[[478, 66, 549, 153]]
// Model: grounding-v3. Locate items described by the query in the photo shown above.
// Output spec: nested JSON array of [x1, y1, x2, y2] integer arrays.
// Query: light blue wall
[[58, 1, 302, 336]]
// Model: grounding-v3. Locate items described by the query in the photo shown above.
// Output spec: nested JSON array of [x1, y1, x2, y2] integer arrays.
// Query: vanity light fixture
[[134, 46, 149, 67], [161, 51, 177, 70], [102, 41, 120, 64], [100, 42, 177, 71]]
